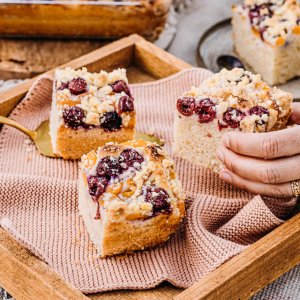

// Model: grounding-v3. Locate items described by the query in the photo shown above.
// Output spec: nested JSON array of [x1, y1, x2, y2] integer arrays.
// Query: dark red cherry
[[58, 81, 69, 91], [249, 105, 270, 125], [111, 80, 131, 96], [62, 106, 85, 128], [248, 3, 273, 24], [249, 106, 269, 117], [96, 156, 122, 178], [68, 77, 87, 95], [194, 98, 216, 123], [87, 176, 109, 200], [118, 96, 134, 114], [218, 121, 228, 131], [176, 97, 196, 116], [145, 186, 172, 215], [223, 107, 245, 128], [100, 112, 122, 132], [119, 149, 144, 170]]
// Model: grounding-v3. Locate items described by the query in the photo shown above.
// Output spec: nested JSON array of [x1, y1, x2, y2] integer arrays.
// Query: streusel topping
[[177, 68, 292, 133], [55, 67, 134, 131], [234, 0, 300, 45], [81, 141, 185, 221]]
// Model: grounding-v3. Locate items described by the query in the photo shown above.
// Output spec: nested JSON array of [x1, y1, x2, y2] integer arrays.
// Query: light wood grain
[[0, 229, 89, 300], [176, 212, 300, 300], [89, 284, 182, 300], [0, 228, 182, 300], [126, 66, 157, 83], [134, 37, 191, 79], [0, 39, 106, 80]]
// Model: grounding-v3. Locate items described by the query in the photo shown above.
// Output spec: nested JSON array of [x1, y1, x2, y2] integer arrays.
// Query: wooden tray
[[1, 34, 300, 300]]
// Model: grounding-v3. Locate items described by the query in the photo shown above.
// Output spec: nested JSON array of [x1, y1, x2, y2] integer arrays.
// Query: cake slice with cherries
[[79, 140, 185, 257], [232, 0, 300, 85], [50, 67, 135, 159], [173, 68, 293, 172]]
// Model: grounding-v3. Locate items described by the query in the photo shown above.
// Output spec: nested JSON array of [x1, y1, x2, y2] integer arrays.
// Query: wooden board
[[0, 34, 300, 300], [0, 39, 106, 80]]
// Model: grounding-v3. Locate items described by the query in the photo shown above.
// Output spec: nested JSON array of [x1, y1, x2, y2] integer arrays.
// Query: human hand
[[216, 103, 300, 198]]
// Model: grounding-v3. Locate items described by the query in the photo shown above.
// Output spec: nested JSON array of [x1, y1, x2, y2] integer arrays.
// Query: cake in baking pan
[[79, 140, 185, 257], [0, 0, 171, 41], [232, 0, 300, 85], [49, 67, 135, 159], [173, 68, 293, 172]]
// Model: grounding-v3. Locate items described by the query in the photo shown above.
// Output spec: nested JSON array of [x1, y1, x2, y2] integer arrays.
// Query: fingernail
[[220, 170, 232, 183], [222, 134, 230, 148], [216, 148, 224, 162]]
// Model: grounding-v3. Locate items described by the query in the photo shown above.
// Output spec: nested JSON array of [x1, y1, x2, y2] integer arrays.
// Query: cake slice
[[173, 68, 293, 172], [79, 140, 185, 257], [50, 67, 135, 159], [232, 0, 300, 85]]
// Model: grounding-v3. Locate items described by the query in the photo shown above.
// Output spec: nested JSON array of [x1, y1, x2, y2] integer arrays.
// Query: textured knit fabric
[[0, 68, 296, 293]]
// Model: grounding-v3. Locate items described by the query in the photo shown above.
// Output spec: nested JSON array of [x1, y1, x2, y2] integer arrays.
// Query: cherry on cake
[[173, 68, 292, 172], [232, 0, 300, 85], [79, 140, 185, 257], [50, 67, 135, 159]]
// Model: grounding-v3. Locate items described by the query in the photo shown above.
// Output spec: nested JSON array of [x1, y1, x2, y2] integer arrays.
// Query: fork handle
[[0, 116, 37, 140]]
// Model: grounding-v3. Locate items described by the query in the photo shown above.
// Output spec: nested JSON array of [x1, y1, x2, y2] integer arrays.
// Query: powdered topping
[[234, 0, 300, 45], [178, 68, 292, 133], [80, 141, 185, 221], [54, 67, 135, 130]]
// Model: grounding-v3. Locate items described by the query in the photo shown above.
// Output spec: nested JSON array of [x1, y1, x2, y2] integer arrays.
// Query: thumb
[[290, 102, 300, 124]]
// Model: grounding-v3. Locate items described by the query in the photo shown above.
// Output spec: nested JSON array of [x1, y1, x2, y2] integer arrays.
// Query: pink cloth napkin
[[0, 68, 296, 293]]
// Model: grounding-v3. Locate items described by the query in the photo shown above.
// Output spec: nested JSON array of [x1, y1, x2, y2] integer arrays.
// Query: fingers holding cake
[[217, 123, 300, 196], [219, 169, 293, 198], [173, 68, 293, 173], [172, 67, 297, 198], [217, 121, 300, 196], [221, 127, 300, 159], [217, 145, 300, 185]]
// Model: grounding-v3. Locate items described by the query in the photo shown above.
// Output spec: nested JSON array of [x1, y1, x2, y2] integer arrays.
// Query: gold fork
[[0, 116, 164, 158]]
